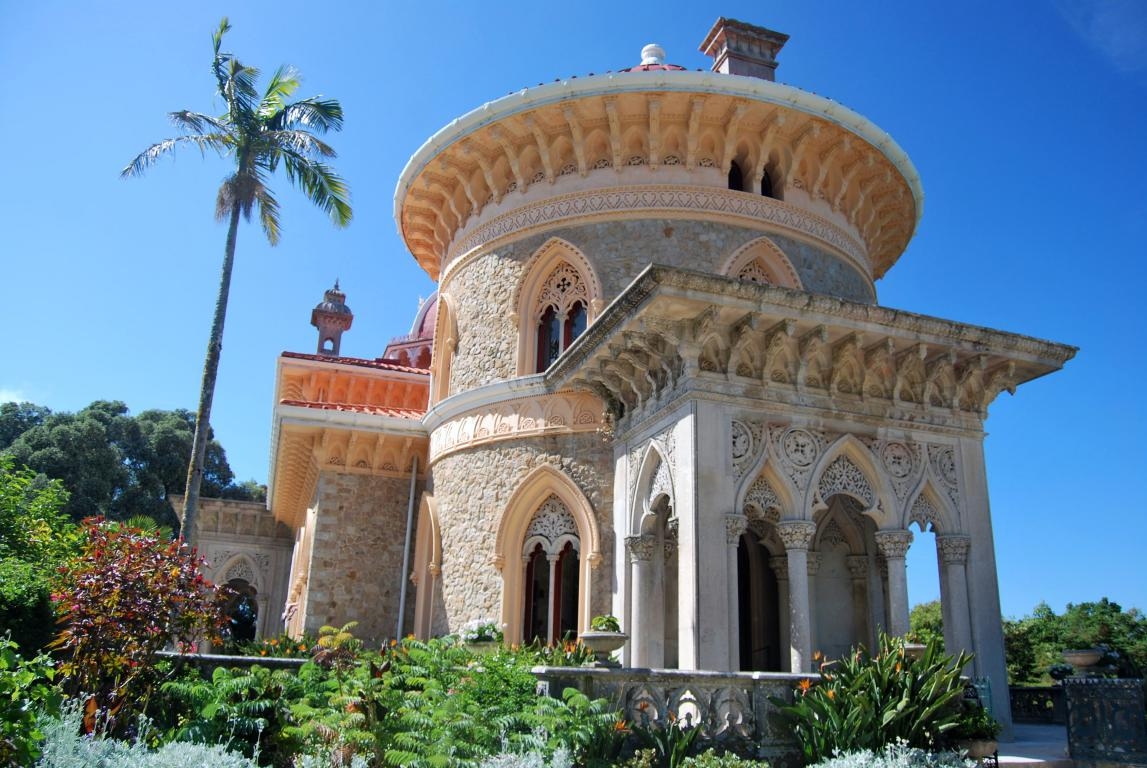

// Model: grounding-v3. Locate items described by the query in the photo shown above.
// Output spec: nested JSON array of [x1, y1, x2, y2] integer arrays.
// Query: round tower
[[310, 281, 353, 357]]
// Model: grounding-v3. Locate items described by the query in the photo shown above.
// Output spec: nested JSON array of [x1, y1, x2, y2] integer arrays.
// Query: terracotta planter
[[960, 739, 998, 759], [903, 642, 927, 661], [579, 631, 628, 666], [1062, 648, 1103, 669]]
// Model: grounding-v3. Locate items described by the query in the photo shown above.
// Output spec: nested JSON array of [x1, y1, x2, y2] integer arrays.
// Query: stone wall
[[428, 432, 614, 636], [303, 472, 421, 643], [443, 219, 874, 394]]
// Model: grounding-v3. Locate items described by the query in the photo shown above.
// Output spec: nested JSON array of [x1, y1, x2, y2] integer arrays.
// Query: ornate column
[[777, 520, 816, 672], [626, 534, 657, 667], [937, 534, 973, 659], [546, 553, 560, 643], [846, 555, 870, 649], [725, 515, 748, 669], [806, 551, 822, 659], [769, 555, 790, 672], [874, 530, 913, 637]]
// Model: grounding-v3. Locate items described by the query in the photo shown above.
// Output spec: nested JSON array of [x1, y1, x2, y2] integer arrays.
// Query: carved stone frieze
[[874, 529, 913, 559], [649, 457, 673, 504], [776, 520, 817, 551], [909, 493, 939, 531], [927, 443, 961, 511], [524, 495, 579, 554]]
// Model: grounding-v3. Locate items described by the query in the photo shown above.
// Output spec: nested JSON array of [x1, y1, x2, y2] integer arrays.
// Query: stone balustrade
[[533, 666, 814, 764]]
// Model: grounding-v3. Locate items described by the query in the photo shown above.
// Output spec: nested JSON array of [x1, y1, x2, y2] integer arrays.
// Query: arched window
[[223, 578, 258, 645], [521, 495, 580, 644], [761, 170, 774, 199], [534, 263, 589, 372], [728, 160, 744, 191]]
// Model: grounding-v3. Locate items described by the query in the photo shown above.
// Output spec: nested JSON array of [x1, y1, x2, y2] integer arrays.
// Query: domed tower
[[389, 17, 1070, 727], [310, 281, 353, 357]]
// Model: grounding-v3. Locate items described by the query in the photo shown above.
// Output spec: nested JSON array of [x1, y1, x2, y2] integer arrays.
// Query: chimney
[[700, 17, 789, 81]]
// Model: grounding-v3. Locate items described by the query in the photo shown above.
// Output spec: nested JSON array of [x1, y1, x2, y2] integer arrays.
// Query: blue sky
[[2, 1, 1144, 619]]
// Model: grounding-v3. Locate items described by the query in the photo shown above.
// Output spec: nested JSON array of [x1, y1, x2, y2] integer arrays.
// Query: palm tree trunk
[[180, 203, 242, 546]]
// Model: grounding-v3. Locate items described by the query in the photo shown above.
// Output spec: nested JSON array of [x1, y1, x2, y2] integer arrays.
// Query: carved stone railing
[[533, 666, 813, 765], [1064, 677, 1147, 765], [1010, 685, 1066, 724]]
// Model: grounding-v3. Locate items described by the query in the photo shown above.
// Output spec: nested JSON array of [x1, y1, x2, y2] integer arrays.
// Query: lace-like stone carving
[[737, 261, 773, 285], [874, 530, 913, 559], [909, 493, 939, 531], [937, 534, 971, 564], [770, 425, 825, 491], [817, 455, 875, 508], [783, 429, 818, 467], [818, 519, 847, 549], [743, 475, 781, 520], [224, 560, 255, 584], [928, 444, 961, 510], [626, 534, 658, 562], [649, 457, 672, 504], [731, 421, 751, 462], [525, 495, 578, 553], [535, 262, 588, 319], [776, 520, 816, 550]]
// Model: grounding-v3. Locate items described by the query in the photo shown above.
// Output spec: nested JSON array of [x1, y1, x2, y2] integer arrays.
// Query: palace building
[[199, 18, 1074, 730]]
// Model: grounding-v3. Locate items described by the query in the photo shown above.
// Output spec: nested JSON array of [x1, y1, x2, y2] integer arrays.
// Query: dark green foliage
[[0, 560, 54, 654], [632, 717, 701, 768], [1, 400, 262, 530], [0, 636, 61, 767], [1004, 599, 1147, 683], [774, 634, 970, 763], [909, 601, 945, 650]]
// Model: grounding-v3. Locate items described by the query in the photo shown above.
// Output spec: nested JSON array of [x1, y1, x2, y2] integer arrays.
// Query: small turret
[[311, 280, 353, 357], [700, 17, 789, 81]]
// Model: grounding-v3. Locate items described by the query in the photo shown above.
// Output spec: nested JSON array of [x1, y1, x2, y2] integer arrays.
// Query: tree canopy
[[1, 400, 264, 529], [1005, 598, 1147, 683]]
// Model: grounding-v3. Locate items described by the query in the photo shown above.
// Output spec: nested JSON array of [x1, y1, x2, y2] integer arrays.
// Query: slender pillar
[[626, 534, 657, 667], [875, 530, 913, 637], [725, 515, 748, 669], [846, 555, 870, 650], [806, 551, 822, 659], [769, 555, 790, 672], [777, 520, 816, 672], [937, 534, 974, 659], [546, 554, 559, 643]]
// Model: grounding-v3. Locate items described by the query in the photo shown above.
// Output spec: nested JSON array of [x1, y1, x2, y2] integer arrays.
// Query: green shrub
[[0, 636, 61, 767], [0, 559, 54, 655], [682, 749, 769, 766], [774, 634, 971, 763]]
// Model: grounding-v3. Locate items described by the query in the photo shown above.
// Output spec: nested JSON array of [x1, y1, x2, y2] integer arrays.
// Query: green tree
[[122, 18, 351, 545], [0, 401, 50, 450], [909, 600, 945, 649], [1003, 599, 1147, 683]]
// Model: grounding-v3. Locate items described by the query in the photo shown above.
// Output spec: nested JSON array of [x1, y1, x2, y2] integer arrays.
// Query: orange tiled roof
[[281, 351, 429, 374]]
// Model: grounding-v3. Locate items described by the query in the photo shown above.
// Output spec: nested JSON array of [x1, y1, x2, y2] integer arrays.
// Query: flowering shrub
[[461, 618, 504, 643], [52, 518, 224, 734], [774, 635, 971, 763], [811, 743, 973, 768], [237, 632, 316, 658]]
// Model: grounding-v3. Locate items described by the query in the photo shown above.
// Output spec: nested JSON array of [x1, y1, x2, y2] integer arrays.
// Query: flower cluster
[[460, 619, 503, 643]]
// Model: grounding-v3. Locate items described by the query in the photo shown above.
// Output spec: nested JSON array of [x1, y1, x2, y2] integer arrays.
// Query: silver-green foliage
[[478, 746, 573, 768], [36, 702, 260, 768], [811, 744, 973, 768]]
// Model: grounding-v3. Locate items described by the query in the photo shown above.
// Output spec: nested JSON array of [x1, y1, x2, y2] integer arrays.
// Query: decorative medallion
[[881, 442, 912, 479], [731, 421, 751, 461], [782, 428, 817, 467]]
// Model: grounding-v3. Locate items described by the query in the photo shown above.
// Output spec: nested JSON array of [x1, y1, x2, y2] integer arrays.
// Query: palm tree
[[122, 18, 352, 545]]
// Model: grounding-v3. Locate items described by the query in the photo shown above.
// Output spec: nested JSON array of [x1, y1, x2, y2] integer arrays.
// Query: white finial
[[641, 43, 665, 65]]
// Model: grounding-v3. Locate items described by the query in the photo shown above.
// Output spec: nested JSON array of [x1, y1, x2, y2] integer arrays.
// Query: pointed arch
[[631, 440, 675, 535], [720, 237, 803, 290], [430, 292, 459, 405], [412, 494, 443, 638], [903, 477, 959, 535], [513, 237, 603, 375], [808, 435, 896, 526], [215, 553, 261, 592], [736, 457, 797, 524], [495, 464, 601, 642]]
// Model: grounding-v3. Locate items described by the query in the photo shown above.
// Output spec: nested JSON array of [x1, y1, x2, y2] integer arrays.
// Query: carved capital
[[936, 534, 971, 565], [806, 551, 822, 576], [776, 520, 817, 551], [725, 514, 748, 545], [874, 529, 913, 560], [626, 534, 658, 563], [846, 555, 868, 580], [769, 555, 788, 580]]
